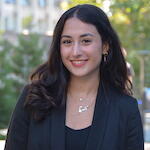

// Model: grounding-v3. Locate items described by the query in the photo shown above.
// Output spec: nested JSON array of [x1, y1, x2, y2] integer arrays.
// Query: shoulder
[[111, 90, 144, 149], [15, 84, 30, 107], [19, 84, 30, 99], [12, 84, 31, 120], [5, 85, 31, 150], [108, 87, 139, 115]]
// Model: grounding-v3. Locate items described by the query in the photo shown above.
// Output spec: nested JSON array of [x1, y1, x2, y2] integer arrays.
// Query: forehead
[[62, 17, 99, 36]]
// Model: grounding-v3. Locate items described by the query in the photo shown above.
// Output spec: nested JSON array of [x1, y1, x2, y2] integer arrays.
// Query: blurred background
[[0, 0, 150, 149]]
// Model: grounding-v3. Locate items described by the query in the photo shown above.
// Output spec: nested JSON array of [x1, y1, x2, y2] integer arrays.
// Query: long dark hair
[[25, 4, 132, 121]]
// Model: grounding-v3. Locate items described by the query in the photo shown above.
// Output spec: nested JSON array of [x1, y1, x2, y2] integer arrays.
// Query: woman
[[5, 4, 144, 150]]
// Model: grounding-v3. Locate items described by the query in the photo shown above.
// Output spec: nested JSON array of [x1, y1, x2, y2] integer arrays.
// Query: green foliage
[[11, 34, 44, 80], [0, 33, 47, 128], [110, 0, 150, 94], [22, 16, 33, 29], [0, 40, 14, 128], [0, 134, 6, 140], [66, 0, 103, 8], [110, 0, 150, 50]]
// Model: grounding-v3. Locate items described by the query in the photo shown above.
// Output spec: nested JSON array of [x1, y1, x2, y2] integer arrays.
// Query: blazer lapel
[[50, 82, 111, 150], [85, 83, 110, 150], [50, 105, 66, 150]]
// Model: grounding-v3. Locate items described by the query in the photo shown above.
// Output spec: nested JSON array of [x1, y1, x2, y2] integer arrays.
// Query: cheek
[[89, 44, 103, 58], [96, 44, 103, 56], [60, 47, 69, 64], [60, 46, 66, 58]]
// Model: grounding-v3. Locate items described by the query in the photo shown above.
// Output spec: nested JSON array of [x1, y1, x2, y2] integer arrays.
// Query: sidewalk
[[0, 129, 6, 150], [0, 141, 5, 150], [145, 142, 150, 150]]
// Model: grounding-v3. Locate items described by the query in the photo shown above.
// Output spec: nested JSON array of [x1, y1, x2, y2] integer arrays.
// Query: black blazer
[[5, 84, 144, 150]]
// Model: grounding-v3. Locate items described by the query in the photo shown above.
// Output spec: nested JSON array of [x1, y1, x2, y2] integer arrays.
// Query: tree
[[110, 0, 150, 95], [0, 39, 15, 128], [110, 0, 150, 50], [60, 0, 103, 10], [22, 16, 33, 30], [0, 33, 47, 128]]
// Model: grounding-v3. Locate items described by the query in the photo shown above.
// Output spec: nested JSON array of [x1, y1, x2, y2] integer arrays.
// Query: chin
[[70, 71, 95, 79], [70, 72, 88, 78]]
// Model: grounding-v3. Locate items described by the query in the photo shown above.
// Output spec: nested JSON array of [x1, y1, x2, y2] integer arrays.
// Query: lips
[[70, 60, 88, 67]]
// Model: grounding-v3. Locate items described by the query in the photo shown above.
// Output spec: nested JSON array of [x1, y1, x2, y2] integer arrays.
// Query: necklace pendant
[[79, 105, 88, 113], [79, 98, 83, 101]]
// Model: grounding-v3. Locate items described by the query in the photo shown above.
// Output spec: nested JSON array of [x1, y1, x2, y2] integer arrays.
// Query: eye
[[61, 39, 72, 45], [82, 39, 92, 45]]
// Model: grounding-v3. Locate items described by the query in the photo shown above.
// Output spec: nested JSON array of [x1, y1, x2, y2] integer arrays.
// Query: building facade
[[0, 0, 65, 34]]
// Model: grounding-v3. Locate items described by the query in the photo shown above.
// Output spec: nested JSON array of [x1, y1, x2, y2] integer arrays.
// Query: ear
[[102, 43, 109, 55]]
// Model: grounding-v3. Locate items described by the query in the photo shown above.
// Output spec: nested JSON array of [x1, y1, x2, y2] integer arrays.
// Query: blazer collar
[[50, 82, 110, 150], [85, 82, 110, 150], [50, 105, 66, 150]]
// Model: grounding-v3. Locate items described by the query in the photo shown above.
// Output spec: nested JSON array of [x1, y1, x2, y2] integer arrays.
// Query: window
[[5, 17, 9, 30], [5, 17, 13, 31], [4, 14, 17, 31], [38, 0, 46, 7], [4, 0, 16, 4], [20, 0, 30, 6]]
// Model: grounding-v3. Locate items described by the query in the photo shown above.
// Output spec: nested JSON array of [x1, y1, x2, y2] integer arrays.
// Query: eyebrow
[[61, 33, 94, 39]]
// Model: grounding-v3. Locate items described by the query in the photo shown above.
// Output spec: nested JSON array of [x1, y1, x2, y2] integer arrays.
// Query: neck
[[68, 74, 100, 97]]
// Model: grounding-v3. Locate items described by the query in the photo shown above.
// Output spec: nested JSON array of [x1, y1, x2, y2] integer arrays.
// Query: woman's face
[[60, 17, 104, 79]]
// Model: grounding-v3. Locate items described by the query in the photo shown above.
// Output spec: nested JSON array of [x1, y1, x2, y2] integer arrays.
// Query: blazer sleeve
[[4, 85, 30, 150], [126, 100, 144, 150]]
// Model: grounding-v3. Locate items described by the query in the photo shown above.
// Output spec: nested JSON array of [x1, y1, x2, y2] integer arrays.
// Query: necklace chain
[[67, 95, 96, 115], [78, 97, 94, 113], [67, 90, 97, 115]]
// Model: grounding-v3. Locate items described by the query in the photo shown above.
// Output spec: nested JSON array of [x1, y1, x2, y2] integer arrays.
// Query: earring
[[103, 52, 108, 62]]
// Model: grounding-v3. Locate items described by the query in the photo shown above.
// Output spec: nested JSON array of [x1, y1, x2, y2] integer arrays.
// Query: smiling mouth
[[70, 60, 88, 67]]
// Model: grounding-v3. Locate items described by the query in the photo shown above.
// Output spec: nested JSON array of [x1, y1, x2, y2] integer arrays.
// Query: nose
[[72, 42, 82, 57]]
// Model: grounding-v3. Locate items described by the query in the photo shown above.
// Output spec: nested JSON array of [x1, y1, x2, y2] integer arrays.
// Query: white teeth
[[72, 61, 85, 64]]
